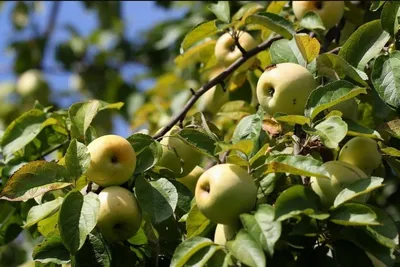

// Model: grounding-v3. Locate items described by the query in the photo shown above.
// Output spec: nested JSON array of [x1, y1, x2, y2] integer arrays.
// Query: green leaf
[[255, 155, 329, 179], [299, 11, 325, 31], [381, 1, 400, 37], [208, 1, 230, 23], [170, 236, 214, 267], [186, 203, 212, 238], [135, 176, 178, 224], [218, 100, 256, 119], [240, 204, 281, 257], [304, 80, 367, 120], [65, 139, 90, 181], [0, 161, 71, 202], [175, 39, 216, 69], [178, 128, 217, 159], [68, 100, 123, 141], [0, 209, 22, 246], [303, 116, 347, 149], [269, 38, 306, 65], [365, 206, 399, 249], [330, 203, 379, 226], [372, 51, 400, 109], [184, 244, 222, 266], [274, 185, 329, 221], [338, 20, 390, 70], [226, 229, 266, 267], [72, 231, 112, 267], [58, 190, 100, 254], [316, 53, 368, 86], [127, 133, 163, 174], [346, 119, 383, 140], [32, 230, 70, 265], [273, 114, 310, 125], [370, 1, 386, 11], [232, 2, 265, 21], [245, 12, 295, 39], [24, 197, 64, 228], [181, 20, 227, 51], [0, 109, 46, 161], [333, 177, 384, 207]]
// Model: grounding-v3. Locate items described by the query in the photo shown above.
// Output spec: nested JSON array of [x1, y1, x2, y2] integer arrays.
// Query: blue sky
[[0, 1, 187, 137]]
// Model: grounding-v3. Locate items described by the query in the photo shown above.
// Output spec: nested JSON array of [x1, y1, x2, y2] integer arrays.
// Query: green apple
[[327, 98, 358, 121], [338, 136, 382, 176], [176, 165, 204, 193], [156, 126, 203, 177], [214, 221, 239, 245], [256, 63, 317, 116], [16, 69, 50, 104], [195, 163, 257, 224], [215, 30, 258, 73], [310, 161, 368, 207], [97, 186, 142, 243], [292, 1, 345, 29], [85, 135, 137, 187]]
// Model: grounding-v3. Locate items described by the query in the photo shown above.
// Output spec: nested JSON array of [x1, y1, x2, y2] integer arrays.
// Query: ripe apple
[[338, 136, 382, 176], [215, 30, 258, 73], [85, 135, 137, 187], [176, 165, 204, 193], [292, 1, 345, 29], [195, 163, 257, 224], [327, 98, 358, 121], [97, 186, 142, 243], [156, 126, 203, 177], [310, 161, 368, 207], [214, 221, 239, 245], [256, 63, 317, 116]]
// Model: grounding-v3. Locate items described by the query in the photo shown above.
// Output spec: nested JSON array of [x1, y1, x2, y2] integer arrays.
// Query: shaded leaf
[[186, 203, 211, 238], [330, 203, 379, 226], [245, 12, 295, 39], [24, 197, 64, 228], [65, 139, 90, 181], [32, 230, 70, 264], [170, 236, 214, 267]]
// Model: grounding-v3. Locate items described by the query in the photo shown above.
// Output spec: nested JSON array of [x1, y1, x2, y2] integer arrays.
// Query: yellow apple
[[215, 31, 258, 73], [85, 135, 137, 187], [214, 221, 240, 245], [195, 163, 257, 224], [327, 98, 358, 121], [338, 136, 382, 176], [292, 1, 345, 29], [97, 186, 142, 243], [256, 63, 317, 116], [16, 69, 49, 97], [176, 165, 204, 193], [156, 126, 203, 178], [310, 161, 368, 207]]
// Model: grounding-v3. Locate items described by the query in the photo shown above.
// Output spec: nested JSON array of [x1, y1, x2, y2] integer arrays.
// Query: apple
[[176, 165, 204, 193], [310, 161, 368, 207], [156, 126, 203, 177], [327, 98, 358, 121], [256, 63, 317, 116], [215, 30, 258, 73], [195, 163, 257, 224], [85, 135, 137, 187], [214, 221, 239, 245], [16, 69, 49, 97], [338, 136, 382, 176], [97, 186, 142, 243], [292, 1, 345, 30]]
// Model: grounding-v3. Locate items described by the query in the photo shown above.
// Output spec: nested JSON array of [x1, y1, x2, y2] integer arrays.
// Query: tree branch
[[40, 2, 61, 69], [152, 35, 283, 140]]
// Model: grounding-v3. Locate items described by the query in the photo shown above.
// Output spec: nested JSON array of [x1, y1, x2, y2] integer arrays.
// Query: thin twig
[[327, 46, 341, 54], [40, 2, 61, 69], [152, 35, 283, 140]]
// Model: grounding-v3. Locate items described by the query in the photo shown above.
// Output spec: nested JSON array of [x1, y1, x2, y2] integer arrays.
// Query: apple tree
[[0, 1, 400, 266]]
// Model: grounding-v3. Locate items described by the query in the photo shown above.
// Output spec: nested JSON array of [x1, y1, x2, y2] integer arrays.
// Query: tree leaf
[[0, 161, 71, 202], [299, 11, 325, 31], [333, 177, 384, 207], [305, 80, 367, 120], [178, 128, 217, 159], [181, 20, 227, 51], [0, 109, 46, 161], [208, 1, 230, 23], [330, 203, 379, 226], [32, 230, 70, 265], [175, 39, 216, 69], [273, 114, 310, 125], [186, 203, 212, 238], [170, 236, 214, 267], [58, 190, 100, 254], [381, 1, 400, 37], [372, 51, 400, 109], [226, 229, 266, 267], [294, 34, 321, 63], [24, 197, 64, 228], [240, 204, 281, 257], [245, 12, 295, 39], [274, 185, 329, 221], [184, 244, 222, 266], [72, 231, 112, 267], [338, 20, 390, 70], [269, 38, 306, 65], [346, 119, 384, 140], [316, 53, 368, 86], [303, 116, 347, 149], [135, 176, 178, 224], [370, 1, 386, 11], [127, 133, 163, 174], [65, 139, 90, 181]]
